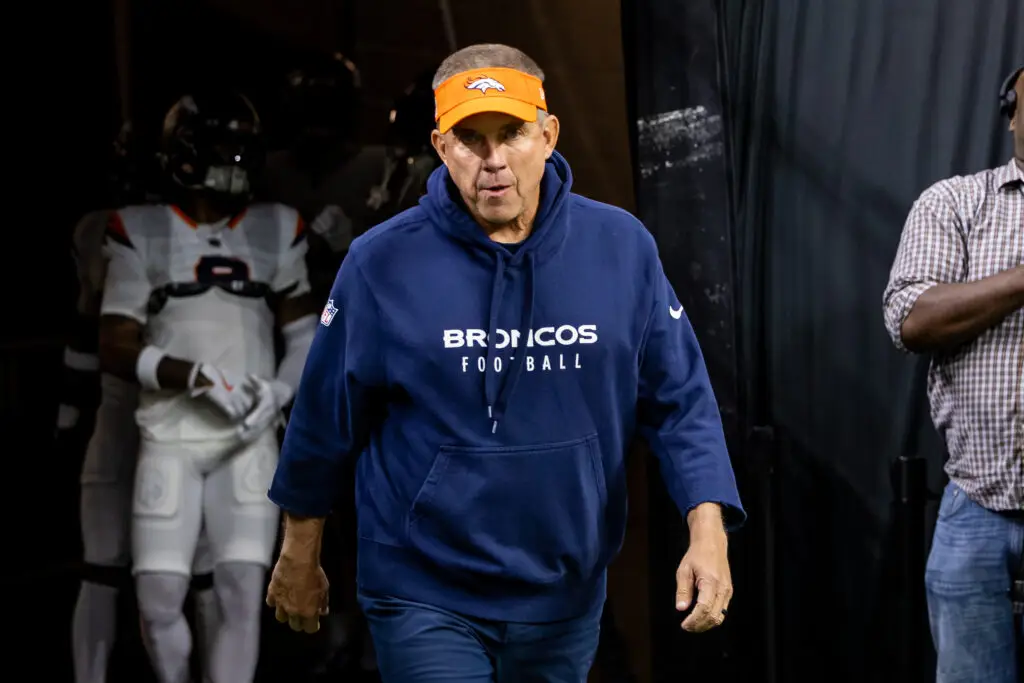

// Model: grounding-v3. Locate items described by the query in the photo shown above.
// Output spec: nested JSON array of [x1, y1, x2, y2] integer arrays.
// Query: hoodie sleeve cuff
[[267, 481, 334, 519], [685, 498, 746, 533]]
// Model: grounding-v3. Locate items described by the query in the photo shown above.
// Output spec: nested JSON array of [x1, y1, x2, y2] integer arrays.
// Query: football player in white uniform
[[97, 92, 317, 683], [65, 123, 220, 683]]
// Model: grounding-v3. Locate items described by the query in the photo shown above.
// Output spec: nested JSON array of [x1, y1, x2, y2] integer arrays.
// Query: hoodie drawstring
[[483, 251, 506, 431], [420, 157, 571, 434], [484, 252, 535, 433]]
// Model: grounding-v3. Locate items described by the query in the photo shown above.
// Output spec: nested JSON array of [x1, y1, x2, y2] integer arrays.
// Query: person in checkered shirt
[[883, 65, 1023, 683]]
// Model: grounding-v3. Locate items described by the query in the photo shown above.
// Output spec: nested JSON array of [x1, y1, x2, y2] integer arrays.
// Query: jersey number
[[194, 256, 250, 286]]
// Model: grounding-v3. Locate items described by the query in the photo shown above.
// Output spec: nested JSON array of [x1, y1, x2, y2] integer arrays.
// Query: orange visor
[[434, 67, 548, 134]]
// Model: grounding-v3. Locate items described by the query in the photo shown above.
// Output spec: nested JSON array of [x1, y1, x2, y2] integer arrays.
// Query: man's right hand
[[189, 363, 254, 421], [266, 552, 330, 634]]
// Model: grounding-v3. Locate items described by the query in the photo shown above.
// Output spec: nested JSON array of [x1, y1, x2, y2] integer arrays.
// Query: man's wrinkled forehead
[[449, 111, 530, 136]]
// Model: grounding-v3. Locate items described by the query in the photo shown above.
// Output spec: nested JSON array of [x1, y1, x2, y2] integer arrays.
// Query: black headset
[[999, 64, 1023, 120]]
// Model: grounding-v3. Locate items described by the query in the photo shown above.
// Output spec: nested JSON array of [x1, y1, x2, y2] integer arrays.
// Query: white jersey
[[72, 210, 139, 424], [101, 203, 310, 443]]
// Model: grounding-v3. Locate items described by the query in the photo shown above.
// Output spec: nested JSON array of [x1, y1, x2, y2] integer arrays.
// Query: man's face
[[1012, 71, 1024, 164], [431, 111, 559, 226]]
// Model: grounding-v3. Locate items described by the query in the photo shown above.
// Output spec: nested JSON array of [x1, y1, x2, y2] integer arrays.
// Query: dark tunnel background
[[2, 1, 1022, 682]]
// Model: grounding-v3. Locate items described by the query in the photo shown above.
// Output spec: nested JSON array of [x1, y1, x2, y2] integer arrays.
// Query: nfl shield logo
[[321, 299, 339, 327]]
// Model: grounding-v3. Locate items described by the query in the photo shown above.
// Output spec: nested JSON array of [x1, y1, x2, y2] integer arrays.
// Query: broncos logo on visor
[[465, 77, 506, 94]]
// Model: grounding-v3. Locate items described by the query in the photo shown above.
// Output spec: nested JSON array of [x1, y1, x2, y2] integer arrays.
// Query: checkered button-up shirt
[[883, 159, 1024, 511]]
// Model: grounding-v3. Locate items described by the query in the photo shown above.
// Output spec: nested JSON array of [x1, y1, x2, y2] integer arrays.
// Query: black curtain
[[720, 1, 1021, 681], [622, 1, 753, 681], [627, 0, 1023, 681]]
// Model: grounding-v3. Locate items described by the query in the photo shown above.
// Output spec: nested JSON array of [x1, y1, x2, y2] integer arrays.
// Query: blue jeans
[[925, 482, 1023, 683], [358, 592, 602, 682]]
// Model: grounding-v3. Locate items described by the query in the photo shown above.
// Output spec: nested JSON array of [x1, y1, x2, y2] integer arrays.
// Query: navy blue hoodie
[[269, 151, 744, 622]]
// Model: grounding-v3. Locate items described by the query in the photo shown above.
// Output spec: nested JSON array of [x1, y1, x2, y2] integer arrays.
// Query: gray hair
[[432, 43, 545, 89]]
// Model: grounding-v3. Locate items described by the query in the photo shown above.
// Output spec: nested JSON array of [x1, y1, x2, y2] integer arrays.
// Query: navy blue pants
[[358, 592, 603, 682]]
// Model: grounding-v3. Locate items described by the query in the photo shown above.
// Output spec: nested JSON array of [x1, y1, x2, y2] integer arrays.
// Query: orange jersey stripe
[[105, 211, 133, 248]]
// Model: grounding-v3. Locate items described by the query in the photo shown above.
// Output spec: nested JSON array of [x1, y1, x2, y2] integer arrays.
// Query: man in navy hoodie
[[265, 43, 746, 681]]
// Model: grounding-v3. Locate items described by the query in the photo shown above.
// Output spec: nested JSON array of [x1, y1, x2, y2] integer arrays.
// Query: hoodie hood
[[419, 151, 574, 432]]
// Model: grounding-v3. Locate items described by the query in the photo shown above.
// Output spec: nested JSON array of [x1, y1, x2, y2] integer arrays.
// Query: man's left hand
[[675, 505, 732, 633]]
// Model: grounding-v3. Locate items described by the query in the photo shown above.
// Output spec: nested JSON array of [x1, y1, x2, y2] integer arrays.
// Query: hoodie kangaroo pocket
[[407, 434, 607, 585]]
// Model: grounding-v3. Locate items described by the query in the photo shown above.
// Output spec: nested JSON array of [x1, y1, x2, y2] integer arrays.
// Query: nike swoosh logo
[[220, 375, 233, 392], [669, 305, 683, 319]]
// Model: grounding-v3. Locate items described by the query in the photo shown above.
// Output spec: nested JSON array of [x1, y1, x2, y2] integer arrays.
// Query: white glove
[[189, 364, 255, 421], [236, 376, 294, 443], [310, 204, 354, 254]]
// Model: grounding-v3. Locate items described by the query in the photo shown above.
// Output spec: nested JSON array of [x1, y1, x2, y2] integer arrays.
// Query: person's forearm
[[100, 340, 201, 390], [157, 357, 203, 389], [902, 266, 1024, 352], [280, 512, 326, 561], [687, 502, 727, 544], [99, 315, 208, 390]]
